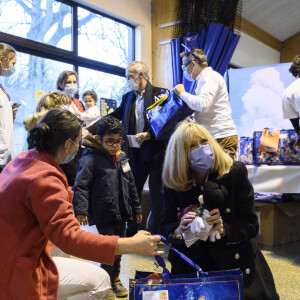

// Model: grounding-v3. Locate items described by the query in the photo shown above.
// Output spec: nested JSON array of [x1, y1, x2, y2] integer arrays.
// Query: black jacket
[[160, 161, 278, 300], [109, 81, 167, 168], [73, 146, 141, 226]]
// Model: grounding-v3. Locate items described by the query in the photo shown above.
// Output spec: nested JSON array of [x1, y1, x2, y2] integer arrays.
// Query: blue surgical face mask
[[61, 140, 79, 164], [1, 65, 15, 77], [64, 84, 78, 96], [183, 67, 193, 81], [188, 144, 214, 173]]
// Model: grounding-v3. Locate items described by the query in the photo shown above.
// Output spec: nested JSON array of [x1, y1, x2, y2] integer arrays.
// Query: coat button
[[245, 268, 251, 275], [225, 208, 231, 213], [234, 253, 240, 260]]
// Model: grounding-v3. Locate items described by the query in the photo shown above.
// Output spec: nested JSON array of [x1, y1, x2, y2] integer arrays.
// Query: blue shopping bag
[[146, 92, 194, 140], [129, 236, 243, 300]]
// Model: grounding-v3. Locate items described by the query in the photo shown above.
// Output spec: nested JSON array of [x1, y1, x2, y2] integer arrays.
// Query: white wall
[[75, 0, 152, 75], [231, 32, 281, 68]]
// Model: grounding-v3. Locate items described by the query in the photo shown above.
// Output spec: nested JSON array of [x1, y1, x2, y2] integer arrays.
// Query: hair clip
[[181, 44, 201, 63]]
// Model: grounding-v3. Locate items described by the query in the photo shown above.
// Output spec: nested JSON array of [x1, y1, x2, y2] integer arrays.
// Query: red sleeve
[[27, 172, 118, 265]]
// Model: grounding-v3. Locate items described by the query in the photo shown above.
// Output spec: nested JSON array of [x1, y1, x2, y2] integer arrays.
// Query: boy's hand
[[76, 214, 88, 225], [136, 213, 142, 224]]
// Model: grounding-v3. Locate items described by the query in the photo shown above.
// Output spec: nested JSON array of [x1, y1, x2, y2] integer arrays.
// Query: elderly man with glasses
[[174, 47, 238, 158], [109, 61, 167, 237]]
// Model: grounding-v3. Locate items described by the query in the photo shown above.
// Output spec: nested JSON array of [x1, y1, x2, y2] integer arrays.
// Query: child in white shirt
[[71, 90, 100, 128]]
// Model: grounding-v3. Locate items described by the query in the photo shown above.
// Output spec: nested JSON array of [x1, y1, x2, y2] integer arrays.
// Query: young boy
[[73, 116, 142, 299], [71, 90, 100, 129]]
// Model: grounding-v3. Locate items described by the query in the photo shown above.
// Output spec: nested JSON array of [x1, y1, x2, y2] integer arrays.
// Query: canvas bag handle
[[154, 235, 207, 277]]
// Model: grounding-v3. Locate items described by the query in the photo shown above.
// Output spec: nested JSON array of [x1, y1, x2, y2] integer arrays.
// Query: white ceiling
[[242, 0, 300, 41]]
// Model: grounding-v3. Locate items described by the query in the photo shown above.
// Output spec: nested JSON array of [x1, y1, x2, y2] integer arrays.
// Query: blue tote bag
[[129, 236, 243, 300], [146, 92, 194, 140]]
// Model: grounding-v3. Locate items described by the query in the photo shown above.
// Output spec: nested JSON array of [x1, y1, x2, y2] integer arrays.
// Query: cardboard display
[[254, 202, 300, 246]]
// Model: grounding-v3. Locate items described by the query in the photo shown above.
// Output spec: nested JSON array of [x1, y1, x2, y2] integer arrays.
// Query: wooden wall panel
[[281, 32, 300, 63], [152, 0, 178, 89]]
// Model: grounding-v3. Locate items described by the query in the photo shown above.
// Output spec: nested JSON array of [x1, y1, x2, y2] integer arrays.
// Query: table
[[246, 165, 300, 193]]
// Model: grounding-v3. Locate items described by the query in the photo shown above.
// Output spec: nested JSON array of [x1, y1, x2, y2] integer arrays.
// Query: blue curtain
[[171, 23, 240, 94]]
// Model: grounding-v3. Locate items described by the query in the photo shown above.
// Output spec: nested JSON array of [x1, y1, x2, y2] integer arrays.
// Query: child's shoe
[[112, 277, 128, 298]]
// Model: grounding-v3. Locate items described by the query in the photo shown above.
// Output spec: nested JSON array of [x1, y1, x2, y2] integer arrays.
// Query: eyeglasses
[[100, 136, 123, 146], [181, 61, 192, 70]]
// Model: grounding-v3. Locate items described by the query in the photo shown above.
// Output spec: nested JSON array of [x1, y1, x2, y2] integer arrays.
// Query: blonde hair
[[36, 91, 68, 112], [127, 61, 150, 81], [162, 121, 233, 191], [0, 43, 16, 66]]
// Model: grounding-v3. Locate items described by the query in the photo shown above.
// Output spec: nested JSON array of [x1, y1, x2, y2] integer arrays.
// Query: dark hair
[[27, 109, 83, 155], [96, 116, 123, 137], [289, 54, 300, 78], [56, 70, 78, 91], [82, 90, 98, 103]]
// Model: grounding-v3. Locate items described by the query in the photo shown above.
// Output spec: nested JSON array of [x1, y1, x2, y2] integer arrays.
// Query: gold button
[[245, 268, 251, 274], [235, 253, 240, 260], [225, 208, 231, 213]]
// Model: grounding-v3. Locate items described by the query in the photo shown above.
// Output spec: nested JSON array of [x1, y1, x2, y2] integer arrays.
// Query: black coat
[[160, 161, 279, 300], [72, 148, 141, 226], [109, 81, 167, 170]]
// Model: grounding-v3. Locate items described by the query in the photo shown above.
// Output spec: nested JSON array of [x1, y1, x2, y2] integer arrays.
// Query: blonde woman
[[160, 121, 278, 300]]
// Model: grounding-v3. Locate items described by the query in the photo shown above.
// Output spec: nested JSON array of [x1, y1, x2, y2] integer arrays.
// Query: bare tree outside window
[[0, 0, 133, 155]]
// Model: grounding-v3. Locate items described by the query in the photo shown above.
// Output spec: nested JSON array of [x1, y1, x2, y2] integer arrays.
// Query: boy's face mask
[[188, 144, 214, 174]]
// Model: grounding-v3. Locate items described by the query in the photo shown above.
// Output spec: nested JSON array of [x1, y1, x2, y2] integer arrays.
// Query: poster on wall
[[228, 63, 295, 137]]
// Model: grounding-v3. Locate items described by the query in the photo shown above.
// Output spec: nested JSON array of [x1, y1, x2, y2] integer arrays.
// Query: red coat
[[0, 149, 118, 300]]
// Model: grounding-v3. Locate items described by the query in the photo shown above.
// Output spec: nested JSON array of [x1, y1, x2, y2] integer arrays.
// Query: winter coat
[[160, 161, 279, 300], [73, 135, 142, 226], [0, 149, 118, 300]]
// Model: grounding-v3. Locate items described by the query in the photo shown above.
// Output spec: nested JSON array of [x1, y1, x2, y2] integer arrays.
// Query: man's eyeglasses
[[181, 61, 192, 70], [100, 137, 123, 146]]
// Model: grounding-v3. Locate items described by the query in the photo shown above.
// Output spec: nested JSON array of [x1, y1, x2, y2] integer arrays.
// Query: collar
[[134, 88, 145, 99]]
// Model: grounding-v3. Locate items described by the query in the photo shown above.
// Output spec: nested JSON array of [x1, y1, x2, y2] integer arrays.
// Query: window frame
[[0, 0, 135, 77]]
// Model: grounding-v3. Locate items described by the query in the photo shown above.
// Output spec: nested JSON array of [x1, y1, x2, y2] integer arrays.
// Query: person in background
[[0, 43, 18, 173], [173, 47, 238, 158], [282, 54, 300, 134], [109, 61, 167, 236], [56, 70, 85, 113], [71, 90, 100, 130], [73, 116, 142, 298], [0, 109, 163, 300], [159, 121, 279, 300]]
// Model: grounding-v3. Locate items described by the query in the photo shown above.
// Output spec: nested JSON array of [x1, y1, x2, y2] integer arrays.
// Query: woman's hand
[[115, 231, 164, 256], [174, 211, 196, 234], [207, 208, 224, 235], [76, 214, 88, 226]]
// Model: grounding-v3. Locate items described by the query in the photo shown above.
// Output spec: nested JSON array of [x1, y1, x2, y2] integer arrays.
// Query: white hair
[[127, 61, 150, 81]]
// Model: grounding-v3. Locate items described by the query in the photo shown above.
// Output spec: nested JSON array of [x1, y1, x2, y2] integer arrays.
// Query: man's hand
[[135, 132, 151, 146], [173, 84, 186, 96], [136, 213, 142, 224], [76, 214, 88, 226]]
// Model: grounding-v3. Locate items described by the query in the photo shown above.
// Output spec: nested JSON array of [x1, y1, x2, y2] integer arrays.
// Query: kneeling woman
[[160, 121, 279, 300]]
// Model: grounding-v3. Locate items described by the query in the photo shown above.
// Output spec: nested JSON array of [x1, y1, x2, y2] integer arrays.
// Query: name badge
[[122, 162, 131, 173]]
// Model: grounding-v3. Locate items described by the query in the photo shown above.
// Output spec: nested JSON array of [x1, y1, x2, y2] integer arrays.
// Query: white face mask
[[64, 84, 78, 96], [183, 67, 193, 81], [127, 75, 140, 91]]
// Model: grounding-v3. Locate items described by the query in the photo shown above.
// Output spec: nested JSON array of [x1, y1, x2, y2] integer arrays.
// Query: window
[[0, 0, 134, 154]]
